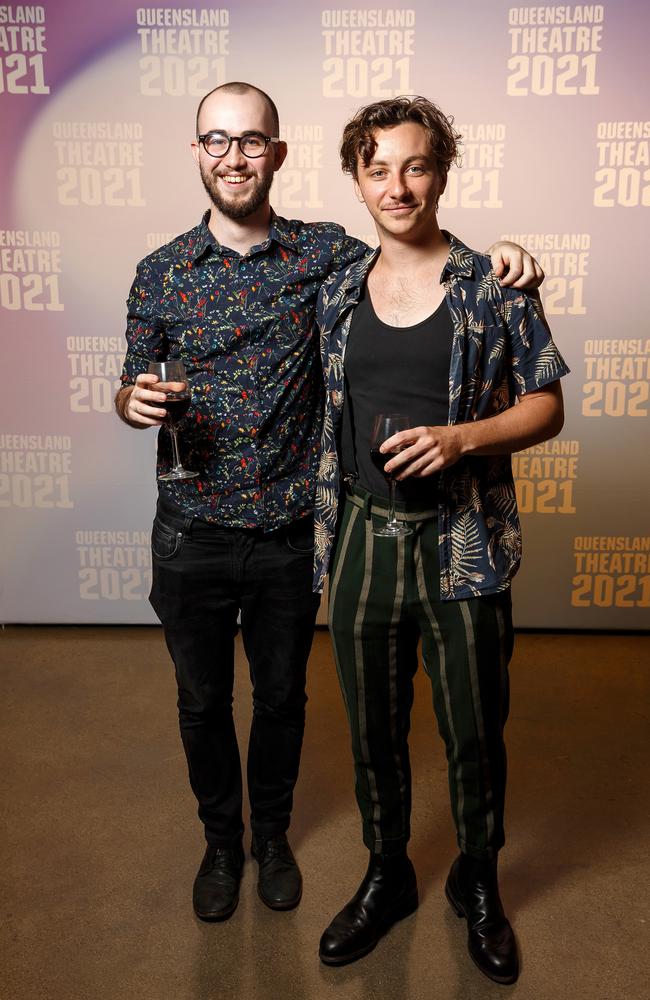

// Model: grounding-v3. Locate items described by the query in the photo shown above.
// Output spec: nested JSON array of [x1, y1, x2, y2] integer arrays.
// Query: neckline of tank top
[[364, 286, 449, 333]]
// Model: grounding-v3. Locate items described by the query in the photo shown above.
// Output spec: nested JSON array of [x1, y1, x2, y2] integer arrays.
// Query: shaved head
[[196, 82, 280, 137]]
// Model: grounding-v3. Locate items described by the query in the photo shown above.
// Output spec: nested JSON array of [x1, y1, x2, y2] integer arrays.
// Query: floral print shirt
[[121, 211, 366, 528], [313, 232, 570, 598]]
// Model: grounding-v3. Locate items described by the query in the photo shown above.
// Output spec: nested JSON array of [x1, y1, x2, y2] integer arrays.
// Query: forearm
[[459, 382, 564, 457], [385, 382, 564, 479]]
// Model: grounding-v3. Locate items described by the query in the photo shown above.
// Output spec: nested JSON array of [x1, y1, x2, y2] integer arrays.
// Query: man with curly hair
[[314, 96, 569, 983]]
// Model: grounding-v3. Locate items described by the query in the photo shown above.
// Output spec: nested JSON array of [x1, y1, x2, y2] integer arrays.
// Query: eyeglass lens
[[203, 134, 268, 157]]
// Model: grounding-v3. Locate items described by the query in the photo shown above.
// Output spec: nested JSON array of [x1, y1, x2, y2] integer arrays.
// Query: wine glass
[[147, 360, 198, 481], [369, 413, 412, 537]]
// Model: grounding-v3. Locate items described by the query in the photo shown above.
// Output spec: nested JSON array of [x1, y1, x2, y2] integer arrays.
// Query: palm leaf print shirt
[[313, 233, 570, 599], [121, 211, 366, 529]]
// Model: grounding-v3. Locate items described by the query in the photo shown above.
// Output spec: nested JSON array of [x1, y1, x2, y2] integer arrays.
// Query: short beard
[[200, 165, 273, 220]]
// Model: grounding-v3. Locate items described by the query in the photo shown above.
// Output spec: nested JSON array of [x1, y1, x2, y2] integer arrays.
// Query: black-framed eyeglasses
[[197, 132, 281, 159]]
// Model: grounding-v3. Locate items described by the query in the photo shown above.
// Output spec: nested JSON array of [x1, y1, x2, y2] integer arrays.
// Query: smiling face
[[192, 88, 286, 220], [353, 122, 445, 244]]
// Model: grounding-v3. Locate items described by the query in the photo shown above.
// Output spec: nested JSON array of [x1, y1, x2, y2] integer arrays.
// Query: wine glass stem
[[168, 424, 183, 471], [387, 478, 398, 528]]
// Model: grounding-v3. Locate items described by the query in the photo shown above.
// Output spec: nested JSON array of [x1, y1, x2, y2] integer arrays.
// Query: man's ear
[[191, 141, 200, 167], [353, 179, 364, 204], [273, 140, 288, 171]]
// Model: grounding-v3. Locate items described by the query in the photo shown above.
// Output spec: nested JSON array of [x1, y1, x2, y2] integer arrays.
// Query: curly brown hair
[[340, 95, 462, 181]]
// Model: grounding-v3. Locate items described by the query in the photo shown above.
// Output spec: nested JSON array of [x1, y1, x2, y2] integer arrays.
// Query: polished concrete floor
[[1, 626, 648, 1000]]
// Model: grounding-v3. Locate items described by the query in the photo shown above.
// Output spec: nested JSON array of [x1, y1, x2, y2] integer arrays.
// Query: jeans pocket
[[151, 516, 184, 561], [285, 516, 315, 555]]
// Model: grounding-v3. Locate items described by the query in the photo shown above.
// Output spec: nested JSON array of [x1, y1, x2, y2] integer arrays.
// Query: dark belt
[[155, 492, 312, 538], [345, 483, 438, 523]]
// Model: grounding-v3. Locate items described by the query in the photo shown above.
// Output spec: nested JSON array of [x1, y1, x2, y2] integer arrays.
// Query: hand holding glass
[[370, 414, 412, 537], [147, 361, 198, 481]]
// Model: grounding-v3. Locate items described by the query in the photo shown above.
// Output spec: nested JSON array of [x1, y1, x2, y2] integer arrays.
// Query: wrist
[[454, 423, 473, 458]]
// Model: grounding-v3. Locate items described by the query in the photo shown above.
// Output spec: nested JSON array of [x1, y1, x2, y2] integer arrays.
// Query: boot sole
[[445, 882, 518, 985], [257, 884, 303, 911], [319, 889, 419, 967], [194, 893, 240, 922]]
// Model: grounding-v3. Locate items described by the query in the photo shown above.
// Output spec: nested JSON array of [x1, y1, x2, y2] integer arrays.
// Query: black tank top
[[341, 279, 453, 502]]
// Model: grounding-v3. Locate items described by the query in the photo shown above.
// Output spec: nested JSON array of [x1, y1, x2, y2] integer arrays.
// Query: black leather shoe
[[251, 834, 302, 910], [445, 854, 519, 985], [319, 852, 418, 966], [192, 843, 244, 921]]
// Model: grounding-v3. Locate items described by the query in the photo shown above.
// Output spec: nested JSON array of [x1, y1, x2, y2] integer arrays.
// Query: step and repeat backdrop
[[1, 1, 648, 627]]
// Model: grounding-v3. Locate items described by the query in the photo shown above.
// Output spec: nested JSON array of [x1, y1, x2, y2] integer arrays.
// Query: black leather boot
[[192, 843, 245, 921], [251, 833, 302, 910], [319, 852, 418, 966], [445, 853, 519, 985]]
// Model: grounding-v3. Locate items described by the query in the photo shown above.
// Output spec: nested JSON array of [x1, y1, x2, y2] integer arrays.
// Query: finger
[[157, 380, 186, 393], [395, 453, 440, 479], [513, 249, 545, 288], [532, 261, 545, 287], [381, 425, 433, 453], [135, 386, 168, 405], [135, 373, 159, 386], [143, 400, 168, 417], [491, 252, 506, 278], [411, 459, 443, 478], [499, 255, 524, 286], [380, 430, 410, 453], [391, 442, 439, 477], [509, 264, 537, 289], [384, 441, 427, 474], [131, 397, 167, 421]]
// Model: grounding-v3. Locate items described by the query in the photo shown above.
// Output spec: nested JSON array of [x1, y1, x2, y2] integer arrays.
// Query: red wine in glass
[[162, 394, 192, 425], [369, 447, 393, 480], [147, 360, 198, 481], [369, 413, 412, 537]]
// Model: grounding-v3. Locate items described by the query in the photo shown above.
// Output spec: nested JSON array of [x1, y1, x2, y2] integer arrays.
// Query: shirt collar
[[332, 231, 475, 301], [184, 212, 216, 263], [336, 245, 380, 301], [267, 212, 302, 251], [184, 210, 300, 264]]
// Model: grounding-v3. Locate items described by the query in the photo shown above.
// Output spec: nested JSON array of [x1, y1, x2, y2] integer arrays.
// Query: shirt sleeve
[[120, 258, 169, 387], [329, 230, 369, 272], [506, 288, 571, 395]]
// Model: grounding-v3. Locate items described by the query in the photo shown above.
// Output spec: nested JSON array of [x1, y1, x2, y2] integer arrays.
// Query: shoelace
[[258, 838, 290, 860]]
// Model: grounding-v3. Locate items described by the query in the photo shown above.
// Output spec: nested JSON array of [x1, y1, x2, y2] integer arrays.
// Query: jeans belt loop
[[182, 514, 194, 539], [364, 492, 373, 521]]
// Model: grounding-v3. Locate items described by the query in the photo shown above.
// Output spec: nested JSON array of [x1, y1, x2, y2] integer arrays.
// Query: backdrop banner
[[1, 1, 648, 628]]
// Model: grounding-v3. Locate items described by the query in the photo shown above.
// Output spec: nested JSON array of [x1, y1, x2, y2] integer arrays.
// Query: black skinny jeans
[[149, 496, 321, 848]]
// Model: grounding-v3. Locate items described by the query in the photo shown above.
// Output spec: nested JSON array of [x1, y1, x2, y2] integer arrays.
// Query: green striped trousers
[[328, 488, 514, 862]]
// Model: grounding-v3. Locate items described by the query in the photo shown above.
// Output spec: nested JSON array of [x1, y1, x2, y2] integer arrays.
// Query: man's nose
[[388, 173, 408, 199], [223, 138, 248, 169]]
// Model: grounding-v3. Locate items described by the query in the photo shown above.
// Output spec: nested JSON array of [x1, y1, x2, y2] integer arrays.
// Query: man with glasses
[[115, 82, 544, 926]]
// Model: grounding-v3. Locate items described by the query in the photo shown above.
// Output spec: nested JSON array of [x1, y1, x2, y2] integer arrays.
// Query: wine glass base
[[158, 470, 199, 481], [373, 523, 412, 537]]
